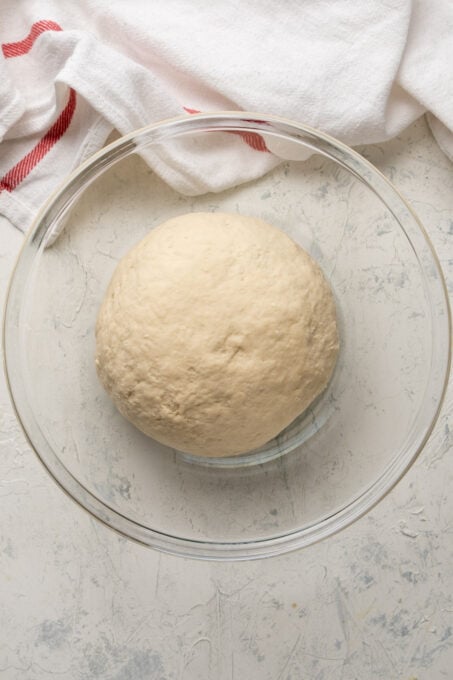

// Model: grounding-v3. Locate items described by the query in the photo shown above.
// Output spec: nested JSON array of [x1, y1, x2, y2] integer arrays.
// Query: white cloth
[[1, 0, 452, 233]]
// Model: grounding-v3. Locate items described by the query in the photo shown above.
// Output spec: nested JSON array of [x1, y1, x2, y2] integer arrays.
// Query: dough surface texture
[[95, 212, 339, 457]]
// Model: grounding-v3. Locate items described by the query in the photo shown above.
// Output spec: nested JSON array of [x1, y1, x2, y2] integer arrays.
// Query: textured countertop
[[1, 117, 452, 680]]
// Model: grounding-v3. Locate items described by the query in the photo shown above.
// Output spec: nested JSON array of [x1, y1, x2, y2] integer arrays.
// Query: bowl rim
[[3, 111, 451, 560]]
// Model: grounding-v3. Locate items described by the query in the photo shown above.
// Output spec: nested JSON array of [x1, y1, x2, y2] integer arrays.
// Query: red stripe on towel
[[0, 21, 77, 193], [2, 19, 62, 58], [183, 106, 269, 152]]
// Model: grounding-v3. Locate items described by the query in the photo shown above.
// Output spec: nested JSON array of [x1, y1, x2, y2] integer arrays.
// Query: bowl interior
[[5, 115, 450, 558]]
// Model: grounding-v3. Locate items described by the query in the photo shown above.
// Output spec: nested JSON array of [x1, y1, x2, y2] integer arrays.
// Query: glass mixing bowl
[[3, 113, 451, 559]]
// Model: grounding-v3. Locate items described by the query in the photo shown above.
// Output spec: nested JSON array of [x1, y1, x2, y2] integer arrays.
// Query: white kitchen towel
[[1, 0, 452, 233]]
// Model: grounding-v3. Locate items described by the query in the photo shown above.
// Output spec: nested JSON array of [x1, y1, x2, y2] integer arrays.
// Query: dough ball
[[95, 212, 339, 457]]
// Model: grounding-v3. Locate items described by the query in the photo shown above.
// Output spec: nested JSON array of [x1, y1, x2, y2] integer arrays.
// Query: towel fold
[[1, 0, 452, 232]]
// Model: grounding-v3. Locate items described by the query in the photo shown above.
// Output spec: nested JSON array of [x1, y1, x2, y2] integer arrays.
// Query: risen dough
[[95, 212, 339, 457]]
